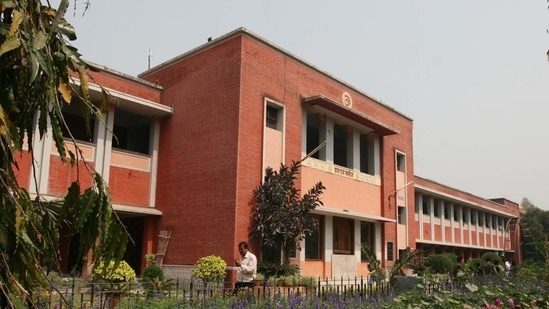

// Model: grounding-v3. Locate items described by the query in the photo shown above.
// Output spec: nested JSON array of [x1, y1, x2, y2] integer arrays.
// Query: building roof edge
[[139, 27, 413, 121]]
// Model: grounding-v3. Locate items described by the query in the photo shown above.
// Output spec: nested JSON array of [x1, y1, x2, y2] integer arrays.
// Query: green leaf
[[32, 31, 47, 51], [29, 52, 39, 83], [7, 9, 22, 36], [1, 1, 17, 8], [58, 79, 72, 103], [0, 36, 20, 57], [465, 283, 478, 292], [58, 24, 77, 41]]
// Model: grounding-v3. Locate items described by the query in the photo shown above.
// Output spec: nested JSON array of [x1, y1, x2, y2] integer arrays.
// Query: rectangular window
[[333, 217, 354, 254], [387, 242, 394, 261], [305, 215, 323, 260], [396, 153, 405, 172], [433, 200, 440, 217], [306, 113, 320, 159], [360, 222, 374, 261], [398, 206, 406, 224], [398, 249, 408, 260], [266, 105, 278, 129], [479, 212, 485, 226], [333, 123, 349, 168], [113, 109, 151, 155], [62, 100, 95, 143], [454, 206, 460, 222], [462, 208, 469, 223], [422, 201, 429, 215], [471, 210, 477, 224], [359, 133, 374, 175], [444, 203, 451, 220]]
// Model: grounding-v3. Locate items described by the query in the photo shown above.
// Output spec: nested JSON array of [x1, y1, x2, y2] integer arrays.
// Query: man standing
[[234, 241, 257, 295]]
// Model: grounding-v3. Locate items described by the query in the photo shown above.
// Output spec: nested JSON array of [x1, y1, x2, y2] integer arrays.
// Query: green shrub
[[481, 252, 502, 264], [442, 252, 458, 264], [284, 275, 302, 287], [93, 260, 136, 283], [425, 254, 454, 274], [257, 262, 300, 279], [143, 265, 164, 281], [192, 255, 227, 282], [516, 259, 549, 285], [465, 257, 484, 275], [144, 254, 157, 267], [266, 276, 277, 286], [302, 276, 318, 288]]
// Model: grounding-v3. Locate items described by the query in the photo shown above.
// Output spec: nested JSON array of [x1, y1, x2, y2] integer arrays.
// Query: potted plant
[[283, 275, 302, 287], [302, 276, 317, 289], [361, 244, 381, 285], [254, 273, 265, 286]]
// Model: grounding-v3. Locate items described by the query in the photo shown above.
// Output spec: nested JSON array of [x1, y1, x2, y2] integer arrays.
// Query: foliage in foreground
[[112, 271, 549, 309], [0, 0, 128, 307]]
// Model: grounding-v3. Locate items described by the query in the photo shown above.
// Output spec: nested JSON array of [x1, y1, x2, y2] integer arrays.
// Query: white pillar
[[417, 194, 423, 240], [324, 216, 333, 263], [149, 118, 161, 207], [30, 113, 53, 194]]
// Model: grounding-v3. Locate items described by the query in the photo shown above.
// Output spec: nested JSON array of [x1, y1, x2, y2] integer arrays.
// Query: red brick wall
[[12, 151, 32, 189], [239, 36, 414, 263], [434, 224, 442, 241], [140, 31, 415, 266], [85, 70, 163, 104], [48, 158, 95, 195], [414, 177, 521, 217], [422, 222, 431, 241], [444, 226, 452, 242], [109, 166, 150, 206], [454, 228, 461, 243], [140, 38, 244, 265]]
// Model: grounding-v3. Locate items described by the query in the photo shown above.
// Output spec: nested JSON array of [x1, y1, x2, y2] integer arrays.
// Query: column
[[148, 118, 161, 207], [417, 194, 423, 240], [320, 118, 333, 163], [30, 113, 53, 194]]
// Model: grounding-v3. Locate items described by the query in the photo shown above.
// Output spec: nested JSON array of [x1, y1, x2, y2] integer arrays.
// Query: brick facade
[[12, 28, 521, 277]]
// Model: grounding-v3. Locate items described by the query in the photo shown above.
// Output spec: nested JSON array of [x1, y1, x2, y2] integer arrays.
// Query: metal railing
[[29, 276, 399, 308]]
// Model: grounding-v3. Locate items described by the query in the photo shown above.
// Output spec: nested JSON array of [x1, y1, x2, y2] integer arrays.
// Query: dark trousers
[[233, 281, 254, 295]]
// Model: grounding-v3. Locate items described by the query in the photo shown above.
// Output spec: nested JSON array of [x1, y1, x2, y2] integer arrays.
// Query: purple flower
[[508, 298, 515, 307], [494, 298, 503, 306]]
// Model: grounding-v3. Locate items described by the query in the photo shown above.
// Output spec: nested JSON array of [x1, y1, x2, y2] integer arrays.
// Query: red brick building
[[14, 28, 521, 278]]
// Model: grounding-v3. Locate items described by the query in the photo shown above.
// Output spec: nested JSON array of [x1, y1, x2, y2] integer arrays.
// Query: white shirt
[[237, 251, 257, 282]]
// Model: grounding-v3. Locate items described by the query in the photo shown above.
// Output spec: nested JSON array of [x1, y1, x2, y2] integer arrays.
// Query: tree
[[250, 161, 325, 265], [520, 197, 537, 211], [520, 198, 549, 262], [0, 1, 127, 307]]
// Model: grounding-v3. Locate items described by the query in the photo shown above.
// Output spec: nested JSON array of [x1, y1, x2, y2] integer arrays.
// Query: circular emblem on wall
[[342, 92, 353, 108]]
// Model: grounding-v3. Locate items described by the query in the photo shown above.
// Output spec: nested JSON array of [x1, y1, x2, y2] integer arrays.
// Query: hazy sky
[[63, 1, 548, 208]]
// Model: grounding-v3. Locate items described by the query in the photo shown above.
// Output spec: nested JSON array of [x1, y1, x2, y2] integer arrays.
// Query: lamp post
[[387, 181, 414, 259], [502, 217, 522, 261]]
